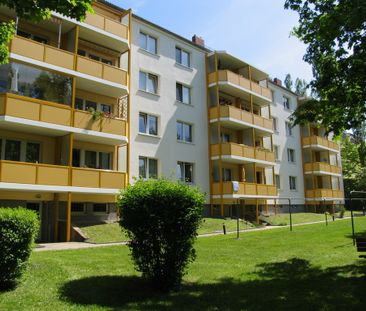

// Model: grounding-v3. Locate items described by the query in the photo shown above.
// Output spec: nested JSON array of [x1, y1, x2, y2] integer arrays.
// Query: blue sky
[[110, 0, 313, 83]]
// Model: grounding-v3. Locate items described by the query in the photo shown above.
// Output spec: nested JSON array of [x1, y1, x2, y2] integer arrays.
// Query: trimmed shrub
[[118, 179, 205, 291], [0, 207, 39, 290]]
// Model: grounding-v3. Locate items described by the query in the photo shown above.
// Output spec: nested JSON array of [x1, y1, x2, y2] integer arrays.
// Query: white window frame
[[77, 49, 114, 66], [289, 176, 297, 191], [139, 71, 159, 94], [92, 203, 109, 215], [72, 149, 112, 170], [139, 32, 158, 54], [139, 112, 159, 136], [274, 145, 280, 161], [139, 156, 158, 179], [175, 46, 191, 68], [176, 82, 191, 105], [275, 174, 281, 189], [177, 161, 194, 183], [287, 148, 296, 163], [285, 121, 293, 136], [0, 138, 41, 163], [177, 121, 193, 143], [272, 117, 278, 132], [283, 96, 290, 110]]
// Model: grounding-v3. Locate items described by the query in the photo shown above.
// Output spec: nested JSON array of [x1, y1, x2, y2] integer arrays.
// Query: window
[[221, 132, 231, 143], [177, 121, 193, 143], [0, 139, 40, 163], [77, 49, 113, 65], [287, 148, 296, 163], [176, 83, 191, 104], [17, 30, 48, 44], [272, 117, 278, 132], [222, 168, 232, 181], [72, 149, 112, 170], [74, 97, 112, 114], [0, 63, 72, 105], [139, 157, 158, 179], [274, 145, 280, 161], [283, 96, 290, 109], [139, 32, 157, 54], [139, 113, 158, 136], [177, 161, 193, 183], [175, 47, 190, 67], [285, 121, 293, 136], [289, 176, 297, 190], [275, 175, 281, 189], [93, 203, 108, 214], [139, 71, 158, 94], [71, 203, 86, 214]]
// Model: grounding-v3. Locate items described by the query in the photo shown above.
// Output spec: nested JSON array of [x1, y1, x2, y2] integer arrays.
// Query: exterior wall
[[128, 18, 209, 199], [269, 82, 305, 205]]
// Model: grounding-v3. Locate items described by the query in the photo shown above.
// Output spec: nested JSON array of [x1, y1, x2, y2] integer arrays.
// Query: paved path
[[34, 216, 353, 252]]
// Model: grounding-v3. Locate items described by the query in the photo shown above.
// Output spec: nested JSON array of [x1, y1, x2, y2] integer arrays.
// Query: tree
[[0, 0, 93, 64], [284, 0, 366, 135], [295, 78, 308, 96], [284, 73, 293, 90], [118, 179, 205, 291]]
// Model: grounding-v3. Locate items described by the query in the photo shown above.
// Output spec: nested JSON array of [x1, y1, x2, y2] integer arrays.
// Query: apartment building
[[0, 2, 131, 241], [0, 0, 344, 241]]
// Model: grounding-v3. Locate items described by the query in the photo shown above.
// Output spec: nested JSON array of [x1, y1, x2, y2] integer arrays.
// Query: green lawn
[[79, 218, 256, 243], [1, 217, 366, 310], [261, 212, 329, 226]]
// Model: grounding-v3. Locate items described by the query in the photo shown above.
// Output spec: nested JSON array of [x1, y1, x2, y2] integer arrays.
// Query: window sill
[[138, 89, 160, 98], [177, 140, 195, 146], [175, 100, 194, 108], [138, 48, 160, 59], [138, 132, 161, 139], [174, 62, 193, 72]]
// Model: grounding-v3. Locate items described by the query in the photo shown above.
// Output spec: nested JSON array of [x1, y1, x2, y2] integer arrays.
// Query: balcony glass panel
[[0, 63, 72, 105]]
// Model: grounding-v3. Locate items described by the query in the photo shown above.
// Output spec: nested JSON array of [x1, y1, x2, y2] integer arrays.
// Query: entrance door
[[26, 202, 42, 241]]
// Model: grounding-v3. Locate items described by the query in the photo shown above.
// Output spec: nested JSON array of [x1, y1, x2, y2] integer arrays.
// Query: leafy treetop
[[284, 0, 366, 135]]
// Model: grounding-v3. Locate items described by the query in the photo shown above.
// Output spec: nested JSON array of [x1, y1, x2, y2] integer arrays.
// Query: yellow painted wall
[[0, 191, 54, 201]]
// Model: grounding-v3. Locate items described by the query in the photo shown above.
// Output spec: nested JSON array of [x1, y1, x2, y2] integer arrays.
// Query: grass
[[1, 217, 366, 310], [261, 212, 327, 226], [79, 218, 256, 243]]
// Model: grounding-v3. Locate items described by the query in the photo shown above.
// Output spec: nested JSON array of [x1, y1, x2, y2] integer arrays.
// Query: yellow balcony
[[76, 55, 128, 85], [209, 105, 273, 132], [304, 162, 342, 175], [305, 189, 344, 199], [0, 93, 127, 137], [211, 143, 275, 164], [212, 182, 277, 197], [84, 11, 128, 41], [0, 160, 126, 190], [10, 36, 74, 70], [302, 136, 339, 152], [208, 70, 272, 102]]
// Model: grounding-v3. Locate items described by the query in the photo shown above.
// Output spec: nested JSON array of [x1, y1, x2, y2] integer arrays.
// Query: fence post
[[351, 197, 356, 246], [288, 198, 293, 232], [236, 201, 240, 239], [325, 212, 328, 226]]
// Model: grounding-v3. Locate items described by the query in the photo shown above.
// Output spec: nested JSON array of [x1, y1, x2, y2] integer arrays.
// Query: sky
[[110, 0, 313, 83]]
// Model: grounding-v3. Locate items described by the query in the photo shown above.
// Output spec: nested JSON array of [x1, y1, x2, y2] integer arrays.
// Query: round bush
[[0, 207, 39, 290], [118, 179, 205, 291]]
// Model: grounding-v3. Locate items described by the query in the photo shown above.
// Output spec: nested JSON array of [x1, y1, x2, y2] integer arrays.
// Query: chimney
[[273, 78, 282, 86], [192, 35, 205, 47]]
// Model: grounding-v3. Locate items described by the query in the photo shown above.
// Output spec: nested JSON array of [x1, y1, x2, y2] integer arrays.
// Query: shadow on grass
[[59, 258, 366, 311]]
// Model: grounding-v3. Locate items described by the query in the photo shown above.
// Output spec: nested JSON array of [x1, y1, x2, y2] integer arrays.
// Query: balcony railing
[[304, 162, 342, 175], [305, 189, 344, 199], [0, 93, 127, 137], [84, 11, 128, 40], [211, 143, 275, 163], [10, 36, 128, 87], [302, 136, 339, 151], [208, 70, 272, 101], [0, 160, 126, 190], [209, 105, 273, 132], [212, 182, 277, 196]]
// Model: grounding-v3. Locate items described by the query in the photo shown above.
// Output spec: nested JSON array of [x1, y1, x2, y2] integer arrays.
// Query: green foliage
[[0, 21, 15, 64], [295, 78, 308, 96], [285, 0, 366, 135], [0, 0, 93, 64], [118, 178, 205, 291], [0, 207, 39, 290], [284, 73, 293, 90]]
